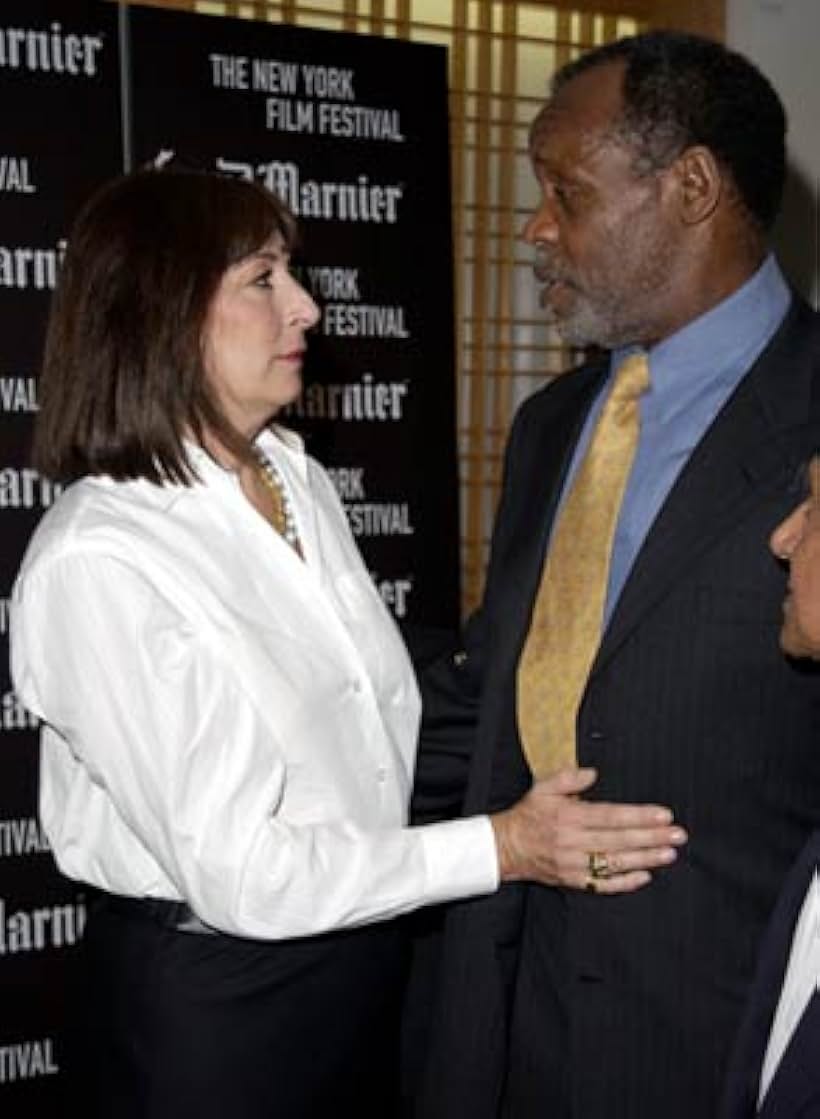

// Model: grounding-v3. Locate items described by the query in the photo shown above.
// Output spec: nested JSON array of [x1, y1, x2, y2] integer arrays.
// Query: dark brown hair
[[34, 168, 297, 484]]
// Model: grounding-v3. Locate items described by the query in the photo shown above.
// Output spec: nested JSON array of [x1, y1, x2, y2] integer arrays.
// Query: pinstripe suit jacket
[[410, 296, 820, 1119]]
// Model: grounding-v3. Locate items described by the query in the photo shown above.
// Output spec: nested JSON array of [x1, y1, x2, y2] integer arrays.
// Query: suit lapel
[[593, 298, 820, 677], [759, 990, 820, 1117], [722, 835, 820, 1117]]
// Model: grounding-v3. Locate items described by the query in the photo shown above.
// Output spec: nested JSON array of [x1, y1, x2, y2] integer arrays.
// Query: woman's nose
[[288, 277, 321, 328]]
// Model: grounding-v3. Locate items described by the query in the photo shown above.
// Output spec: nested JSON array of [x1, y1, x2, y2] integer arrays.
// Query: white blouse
[[11, 427, 497, 939]]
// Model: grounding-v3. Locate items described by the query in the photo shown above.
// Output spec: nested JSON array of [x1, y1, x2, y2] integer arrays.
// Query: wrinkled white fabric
[[759, 871, 820, 1107], [11, 427, 497, 938]]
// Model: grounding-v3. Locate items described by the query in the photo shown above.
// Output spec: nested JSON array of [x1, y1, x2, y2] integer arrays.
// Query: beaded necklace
[[253, 448, 302, 556]]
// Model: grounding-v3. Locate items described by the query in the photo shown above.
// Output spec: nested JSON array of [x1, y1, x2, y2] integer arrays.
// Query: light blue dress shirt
[[558, 254, 791, 625]]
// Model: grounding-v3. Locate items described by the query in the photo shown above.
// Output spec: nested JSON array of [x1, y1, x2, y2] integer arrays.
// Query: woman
[[10, 168, 682, 1118]]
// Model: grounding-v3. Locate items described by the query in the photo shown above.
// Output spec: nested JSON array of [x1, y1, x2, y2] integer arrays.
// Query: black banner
[[127, 4, 460, 635], [1, 2, 458, 1109], [0, 1, 121, 1106]]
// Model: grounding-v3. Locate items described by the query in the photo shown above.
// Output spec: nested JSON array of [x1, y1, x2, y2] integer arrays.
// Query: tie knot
[[612, 352, 650, 401]]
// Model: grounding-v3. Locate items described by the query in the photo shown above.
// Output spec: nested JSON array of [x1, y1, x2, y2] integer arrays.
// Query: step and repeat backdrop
[[0, 1, 459, 1108]]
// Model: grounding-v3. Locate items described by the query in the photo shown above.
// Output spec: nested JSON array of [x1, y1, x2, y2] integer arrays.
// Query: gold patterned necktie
[[517, 352, 651, 778]]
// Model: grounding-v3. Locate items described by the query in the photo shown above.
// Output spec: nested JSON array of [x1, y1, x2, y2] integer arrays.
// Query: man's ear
[[671, 145, 722, 225]]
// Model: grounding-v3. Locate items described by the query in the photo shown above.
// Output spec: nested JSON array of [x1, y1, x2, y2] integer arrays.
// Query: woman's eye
[[252, 270, 273, 289]]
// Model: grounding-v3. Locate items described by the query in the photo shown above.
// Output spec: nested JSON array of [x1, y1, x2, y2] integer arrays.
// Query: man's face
[[770, 458, 820, 659], [521, 61, 683, 350]]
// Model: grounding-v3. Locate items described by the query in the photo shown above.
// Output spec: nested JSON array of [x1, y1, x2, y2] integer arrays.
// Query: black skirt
[[70, 892, 410, 1119]]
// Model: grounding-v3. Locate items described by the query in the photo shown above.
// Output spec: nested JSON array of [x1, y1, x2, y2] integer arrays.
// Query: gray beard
[[548, 290, 657, 350]]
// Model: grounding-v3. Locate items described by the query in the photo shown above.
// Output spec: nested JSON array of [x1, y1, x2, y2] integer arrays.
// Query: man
[[410, 30, 820, 1119], [722, 460, 820, 1117]]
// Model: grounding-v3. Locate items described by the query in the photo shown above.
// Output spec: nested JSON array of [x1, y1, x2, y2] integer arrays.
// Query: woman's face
[[202, 234, 320, 438]]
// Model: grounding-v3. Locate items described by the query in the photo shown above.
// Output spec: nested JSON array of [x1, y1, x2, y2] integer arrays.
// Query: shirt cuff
[[417, 814, 499, 904]]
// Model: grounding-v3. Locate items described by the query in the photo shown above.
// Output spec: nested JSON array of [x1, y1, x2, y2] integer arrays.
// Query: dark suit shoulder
[[740, 293, 820, 463], [511, 355, 608, 431]]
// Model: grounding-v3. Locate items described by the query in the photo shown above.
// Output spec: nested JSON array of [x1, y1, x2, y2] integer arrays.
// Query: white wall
[[727, 0, 820, 306]]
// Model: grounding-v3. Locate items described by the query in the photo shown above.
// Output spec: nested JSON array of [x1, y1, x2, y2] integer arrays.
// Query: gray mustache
[[533, 258, 570, 286]]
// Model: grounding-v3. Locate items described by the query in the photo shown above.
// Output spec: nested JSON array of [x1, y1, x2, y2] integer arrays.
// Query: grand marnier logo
[[0, 467, 62, 509], [0, 21, 104, 76], [0, 895, 86, 955], [0, 238, 66, 290], [285, 373, 408, 422], [218, 156, 403, 224]]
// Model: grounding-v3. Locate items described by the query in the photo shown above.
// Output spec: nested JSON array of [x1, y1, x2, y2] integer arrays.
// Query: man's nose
[[520, 195, 559, 246], [770, 503, 807, 560]]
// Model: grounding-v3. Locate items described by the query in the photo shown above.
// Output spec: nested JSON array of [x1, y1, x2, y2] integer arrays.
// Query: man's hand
[[490, 767, 686, 894]]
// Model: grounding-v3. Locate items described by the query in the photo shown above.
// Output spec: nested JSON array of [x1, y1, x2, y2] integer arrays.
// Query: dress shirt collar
[[610, 254, 791, 424], [182, 422, 307, 485]]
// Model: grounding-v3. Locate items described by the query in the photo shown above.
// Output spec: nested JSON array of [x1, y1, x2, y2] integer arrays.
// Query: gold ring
[[587, 851, 610, 880], [585, 876, 598, 894]]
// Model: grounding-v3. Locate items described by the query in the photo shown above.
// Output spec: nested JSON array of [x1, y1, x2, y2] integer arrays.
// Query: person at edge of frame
[[722, 455, 820, 1118]]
